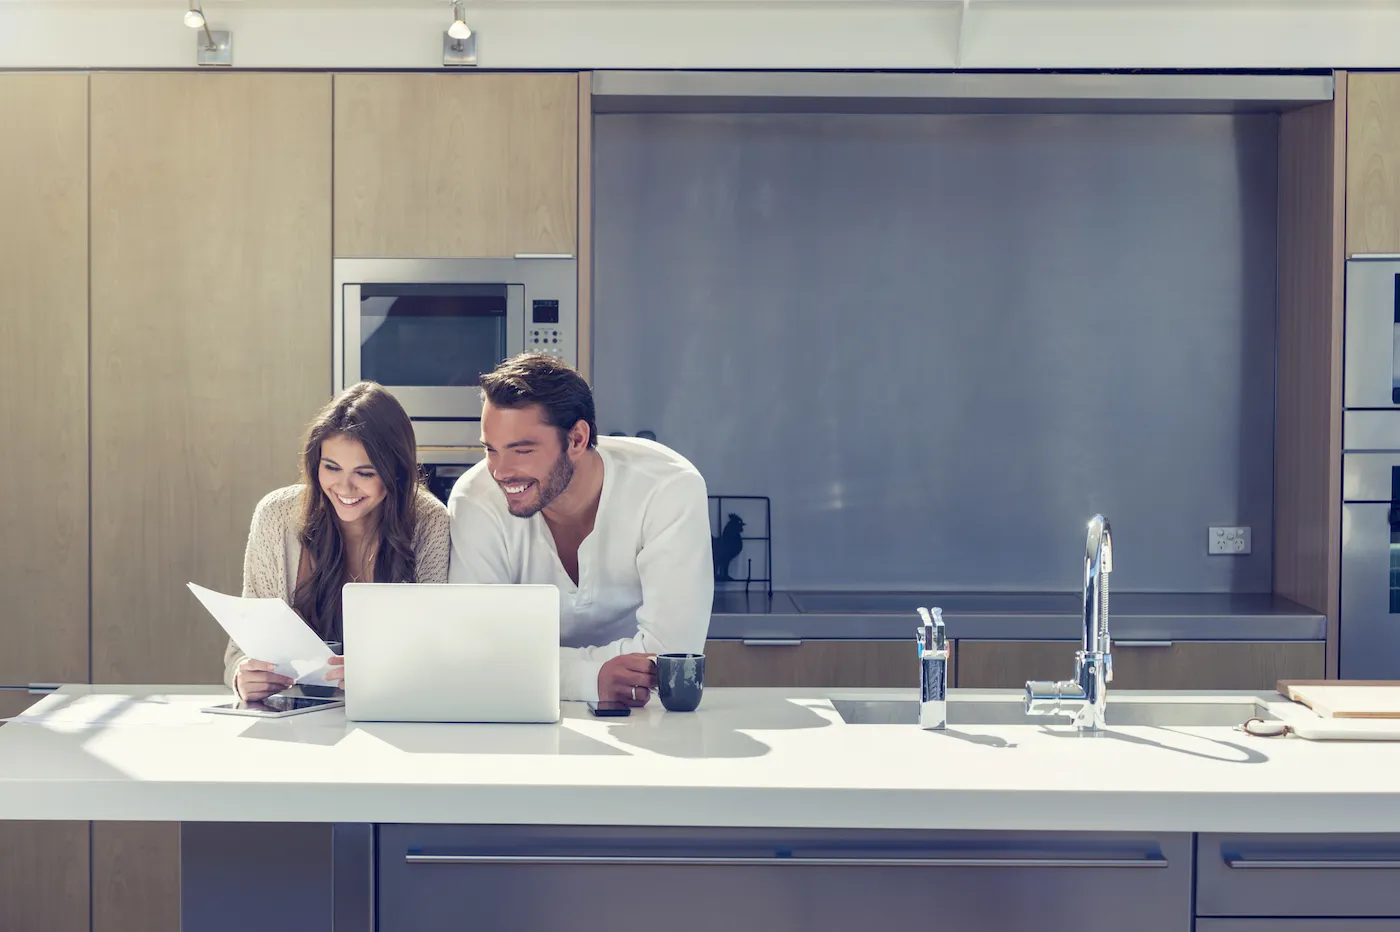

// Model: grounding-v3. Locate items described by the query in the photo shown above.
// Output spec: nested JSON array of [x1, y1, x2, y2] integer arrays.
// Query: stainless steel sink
[[830, 696, 1278, 728]]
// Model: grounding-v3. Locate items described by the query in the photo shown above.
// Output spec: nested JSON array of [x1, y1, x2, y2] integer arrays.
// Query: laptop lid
[[341, 583, 560, 724]]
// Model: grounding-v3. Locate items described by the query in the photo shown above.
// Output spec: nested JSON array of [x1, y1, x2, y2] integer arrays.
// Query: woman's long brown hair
[[291, 382, 423, 639]]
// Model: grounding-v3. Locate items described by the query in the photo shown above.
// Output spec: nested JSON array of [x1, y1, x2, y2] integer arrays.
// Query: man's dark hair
[[480, 353, 598, 448]]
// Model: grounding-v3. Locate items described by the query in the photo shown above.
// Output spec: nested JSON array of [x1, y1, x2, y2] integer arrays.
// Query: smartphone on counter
[[587, 701, 631, 717], [203, 694, 344, 718]]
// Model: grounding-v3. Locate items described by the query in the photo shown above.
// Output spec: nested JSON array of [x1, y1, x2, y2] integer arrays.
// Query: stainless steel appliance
[[1345, 255, 1400, 408], [1341, 255, 1400, 678], [333, 257, 578, 497], [1341, 451, 1400, 678]]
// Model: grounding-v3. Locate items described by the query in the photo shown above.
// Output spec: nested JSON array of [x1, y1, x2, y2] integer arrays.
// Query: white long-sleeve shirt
[[447, 436, 714, 701]]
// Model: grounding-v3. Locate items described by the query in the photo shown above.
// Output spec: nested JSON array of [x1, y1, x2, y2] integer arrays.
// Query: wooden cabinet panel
[[704, 640, 923, 689], [955, 640, 1324, 690], [1347, 72, 1400, 256], [92, 822, 180, 932], [1276, 82, 1345, 677], [90, 72, 333, 686], [954, 640, 1070, 688], [334, 73, 578, 257], [0, 74, 90, 686], [576, 71, 593, 378], [0, 693, 90, 932]]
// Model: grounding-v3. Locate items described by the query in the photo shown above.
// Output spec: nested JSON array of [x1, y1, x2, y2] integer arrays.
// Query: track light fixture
[[184, 1, 232, 66], [443, 0, 478, 67], [449, 1, 472, 40]]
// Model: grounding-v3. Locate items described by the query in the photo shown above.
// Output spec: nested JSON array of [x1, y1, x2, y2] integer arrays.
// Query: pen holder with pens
[[917, 607, 948, 730]]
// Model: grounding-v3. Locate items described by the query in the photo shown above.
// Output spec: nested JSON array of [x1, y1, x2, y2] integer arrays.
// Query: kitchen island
[[2, 685, 1399, 931]]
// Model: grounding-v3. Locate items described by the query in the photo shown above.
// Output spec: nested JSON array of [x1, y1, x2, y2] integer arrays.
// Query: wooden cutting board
[[1277, 680, 1400, 719]]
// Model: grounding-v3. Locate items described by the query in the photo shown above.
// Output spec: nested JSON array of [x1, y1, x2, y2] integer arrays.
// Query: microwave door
[[351, 284, 524, 373], [349, 282, 511, 420]]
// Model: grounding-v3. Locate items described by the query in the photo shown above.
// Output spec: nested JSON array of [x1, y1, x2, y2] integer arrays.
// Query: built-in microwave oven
[[333, 256, 578, 458]]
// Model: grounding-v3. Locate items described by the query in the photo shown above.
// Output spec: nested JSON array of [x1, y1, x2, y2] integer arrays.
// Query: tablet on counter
[[203, 692, 344, 718]]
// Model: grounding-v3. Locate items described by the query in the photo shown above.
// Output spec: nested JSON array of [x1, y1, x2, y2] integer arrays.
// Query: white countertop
[[2, 685, 1399, 833]]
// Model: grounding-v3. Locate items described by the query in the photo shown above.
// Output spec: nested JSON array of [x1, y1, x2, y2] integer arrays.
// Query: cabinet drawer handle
[[741, 639, 803, 647], [1225, 856, 1400, 870], [1113, 641, 1173, 648], [406, 854, 1168, 869]]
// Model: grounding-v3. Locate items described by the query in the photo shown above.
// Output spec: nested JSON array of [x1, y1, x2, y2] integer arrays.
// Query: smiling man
[[446, 354, 714, 705]]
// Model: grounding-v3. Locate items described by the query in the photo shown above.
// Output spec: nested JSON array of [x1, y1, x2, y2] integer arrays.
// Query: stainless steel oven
[[1342, 255, 1400, 677], [1341, 452, 1400, 678], [333, 257, 578, 454]]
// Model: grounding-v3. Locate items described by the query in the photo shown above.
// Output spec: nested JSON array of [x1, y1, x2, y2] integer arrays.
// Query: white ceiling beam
[[0, 0, 1397, 69], [960, 0, 1400, 68]]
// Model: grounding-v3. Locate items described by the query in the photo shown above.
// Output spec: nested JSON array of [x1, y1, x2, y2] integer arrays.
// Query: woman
[[225, 382, 451, 701]]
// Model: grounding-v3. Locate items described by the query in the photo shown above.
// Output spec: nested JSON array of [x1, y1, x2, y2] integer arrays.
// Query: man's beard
[[507, 448, 574, 518]]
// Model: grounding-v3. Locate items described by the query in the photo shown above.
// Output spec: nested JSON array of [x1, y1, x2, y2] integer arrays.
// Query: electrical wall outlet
[[1209, 526, 1252, 555]]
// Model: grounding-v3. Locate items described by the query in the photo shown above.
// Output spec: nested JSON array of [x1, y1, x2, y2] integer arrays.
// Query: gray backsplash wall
[[592, 112, 1279, 593]]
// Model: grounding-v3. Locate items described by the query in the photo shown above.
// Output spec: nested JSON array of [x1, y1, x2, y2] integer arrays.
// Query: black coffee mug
[[656, 653, 705, 712]]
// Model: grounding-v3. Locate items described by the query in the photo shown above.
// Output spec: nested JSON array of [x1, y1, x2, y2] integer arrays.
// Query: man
[[447, 354, 714, 706]]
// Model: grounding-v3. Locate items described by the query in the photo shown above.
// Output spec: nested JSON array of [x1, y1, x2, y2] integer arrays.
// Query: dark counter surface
[[708, 590, 1326, 641]]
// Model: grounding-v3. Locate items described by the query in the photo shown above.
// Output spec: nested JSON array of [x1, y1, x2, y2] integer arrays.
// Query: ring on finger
[[630, 685, 637, 700]]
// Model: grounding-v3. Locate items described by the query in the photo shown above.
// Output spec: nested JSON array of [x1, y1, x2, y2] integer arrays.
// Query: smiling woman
[[222, 382, 452, 701]]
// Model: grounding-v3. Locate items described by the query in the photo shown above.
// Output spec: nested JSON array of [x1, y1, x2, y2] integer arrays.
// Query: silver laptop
[[341, 583, 560, 724]]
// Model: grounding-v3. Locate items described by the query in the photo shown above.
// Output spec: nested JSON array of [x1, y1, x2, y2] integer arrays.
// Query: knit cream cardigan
[[222, 483, 452, 690]]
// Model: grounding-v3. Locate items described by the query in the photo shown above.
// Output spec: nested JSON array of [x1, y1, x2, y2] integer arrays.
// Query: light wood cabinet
[[334, 73, 578, 258], [1275, 81, 1345, 676], [0, 693, 91, 932], [89, 73, 333, 686], [1347, 72, 1400, 256], [88, 73, 332, 932], [0, 74, 90, 687], [575, 71, 593, 377], [955, 640, 1325, 691], [705, 640, 924, 688], [92, 823, 180, 932]]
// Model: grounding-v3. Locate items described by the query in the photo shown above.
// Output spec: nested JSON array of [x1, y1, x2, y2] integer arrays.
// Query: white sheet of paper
[[187, 582, 335, 686]]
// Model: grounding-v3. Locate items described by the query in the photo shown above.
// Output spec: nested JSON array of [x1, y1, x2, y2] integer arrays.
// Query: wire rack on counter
[[708, 494, 772, 596]]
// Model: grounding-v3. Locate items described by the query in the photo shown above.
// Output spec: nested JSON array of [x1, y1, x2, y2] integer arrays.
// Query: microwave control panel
[[527, 298, 576, 365]]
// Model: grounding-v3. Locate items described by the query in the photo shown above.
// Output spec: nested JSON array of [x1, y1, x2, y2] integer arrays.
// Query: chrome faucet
[[1025, 515, 1114, 731]]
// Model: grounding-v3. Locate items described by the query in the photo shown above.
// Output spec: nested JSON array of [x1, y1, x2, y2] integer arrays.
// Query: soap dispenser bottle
[[917, 607, 948, 730]]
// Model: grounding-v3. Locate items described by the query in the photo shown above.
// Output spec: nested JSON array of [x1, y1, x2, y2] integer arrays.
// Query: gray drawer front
[[1198, 918, 1400, 923], [1198, 834, 1400, 917], [379, 825, 1191, 932]]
